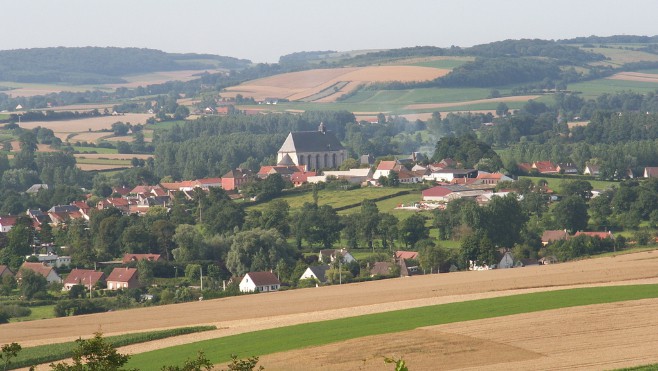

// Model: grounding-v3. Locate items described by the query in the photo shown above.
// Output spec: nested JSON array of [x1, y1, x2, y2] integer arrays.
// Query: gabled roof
[[48, 205, 79, 213], [122, 253, 162, 264], [575, 231, 614, 239], [370, 261, 394, 276], [277, 153, 295, 166], [245, 271, 281, 286], [223, 168, 251, 178], [645, 167, 658, 178], [0, 265, 14, 277], [395, 251, 419, 260], [279, 130, 344, 153], [18, 262, 55, 278], [0, 215, 19, 226], [106, 267, 138, 283], [197, 177, 222, 185], [422, 186, 453, 197], [533, 161, 558, 173], [26, 184, 49, 194], [541, 230, 569, 243], [64, 269, 105, 286], [376, 161, 398, 171], [306, 265, 330, 282], [130, 185, 162, 194], [112, 186, 132, 196]]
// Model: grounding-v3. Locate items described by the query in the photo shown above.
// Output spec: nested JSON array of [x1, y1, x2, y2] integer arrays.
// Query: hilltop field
[[5, 250, 658, 370]]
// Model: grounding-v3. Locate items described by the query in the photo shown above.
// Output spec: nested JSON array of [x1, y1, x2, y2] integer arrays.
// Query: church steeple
[[318, 122, 326, 134]]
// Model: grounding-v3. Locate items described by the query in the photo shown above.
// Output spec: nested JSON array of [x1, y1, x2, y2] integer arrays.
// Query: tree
[[398, 214, 428, 248], [378, 213, 398, 250], [495, 102, 509, 117], [111, 122, 130, 136], [221, 354, 264, 371], [359, 199, 381, 250], [226, 228, 294, 276], [1, 343, 21, 371], [173, 106, 190, 120], [553, 195, 589, 233], [49, 332, 134, 371], [161, 352, 213, 371], [136, 259, 154, 286], [18, 268, 48, 299], [418, 243, 446, 274], [560, 180, 593, 200]]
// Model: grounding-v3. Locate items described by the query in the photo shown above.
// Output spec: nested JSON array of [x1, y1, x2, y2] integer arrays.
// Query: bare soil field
[[75, 163, 130, 171], [18, 114, 153, 133], [224, 66, 449, 102], [259, 297, 658, 370], [405, 95, 540, 110], [104, 70, 224, 89], [608, 71, 658, 83], [4, 250, 658, 350], [73, 153, 153, 160], [69, 132, 112, 142]]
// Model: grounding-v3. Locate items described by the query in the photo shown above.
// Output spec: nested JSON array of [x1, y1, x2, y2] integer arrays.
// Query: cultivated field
[[17, 114, 153, 133], [609, 71, 658, 83], [224, 66, 449, 102], [404, 95, 540, 111], [6, 250, 658, 370]]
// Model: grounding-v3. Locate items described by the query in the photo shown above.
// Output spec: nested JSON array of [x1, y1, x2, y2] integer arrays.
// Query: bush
[[0, 304, 31, 318]]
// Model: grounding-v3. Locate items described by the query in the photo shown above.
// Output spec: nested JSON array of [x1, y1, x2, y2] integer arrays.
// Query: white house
[[239, 271, 281, 293], [16, 262, 62, 283], [373, 161, 398, 180], [299, 265, 330, 284], [25, 254, 71, 268], [318, 249, 356, 264]]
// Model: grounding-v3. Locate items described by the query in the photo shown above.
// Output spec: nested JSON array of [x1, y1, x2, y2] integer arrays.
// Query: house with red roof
[[422, 186, 454, 202], [644, 167, 658, 178], [541, 230, 569, 246], [532, 161, 559, 174], [574, 231, 615, 240], [122, 253, 162, 264], [239, 271, 281, 292], [106, 267, 140, 290], [17, 262, 62, 283], [394, 251, 419, 261], [222, 169, 252, 190], [63, 269, 105, 291], [96, 198, 132, 213], [112, 186, 132, 197], [475, 172, 513, 185], [373, 161, 398, 180], [0, 215, 19, 233]]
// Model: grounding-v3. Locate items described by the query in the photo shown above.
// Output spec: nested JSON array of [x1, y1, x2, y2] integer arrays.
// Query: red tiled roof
[[106, 267, 138, 283], [422, 186, 453, 197], [395, 251, 419, 260], [575, 231, 614, 239], [197, 177, 222, 184], [64, 269, 105, 286], [518, 163, 533, 173], [377, 161, 398, 171], [0, 265, 13, 277], [0, 215, 19, 226], [245, 271, 281, 286], [533, 161, 558, 173], [541, 230, 569, 243], [122, 253, 162, 264]]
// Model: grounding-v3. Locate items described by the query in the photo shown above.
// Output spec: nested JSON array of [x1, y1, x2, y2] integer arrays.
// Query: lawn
[[71, 146, 119, 154], [148, 120, 187, 132], [127, 284, 658, 369], [569, 78, 658, 100], [248, 187, 405, 212], [519, 176, 620, 191], [8, 304, 55, 322]]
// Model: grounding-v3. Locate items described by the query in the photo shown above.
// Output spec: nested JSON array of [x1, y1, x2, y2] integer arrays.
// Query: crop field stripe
[[127, 284, 658, 369]]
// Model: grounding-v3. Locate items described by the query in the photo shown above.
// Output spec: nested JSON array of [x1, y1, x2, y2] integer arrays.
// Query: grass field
[[126, 284, 658, 369], [248, 187, 404, 212], [71, 146, 118, 154], [519, 176, 620, 191], [408, 59, 470, 69], [8, 304, 55, 322], [75, 158, 131, 166], [569, 78, 658, 100]]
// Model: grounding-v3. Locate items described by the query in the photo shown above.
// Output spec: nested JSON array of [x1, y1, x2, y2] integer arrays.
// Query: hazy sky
[[4, 0, 657, 63]]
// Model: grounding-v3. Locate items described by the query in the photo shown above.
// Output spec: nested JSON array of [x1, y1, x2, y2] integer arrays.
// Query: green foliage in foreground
[[128, 284, 658, 369], [616, 365, 658, 371], [7, 325, 216, 370]]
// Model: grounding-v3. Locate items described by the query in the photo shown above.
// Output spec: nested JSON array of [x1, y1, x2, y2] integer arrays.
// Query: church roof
[[278, 153, 295, 166], [279, 130, 344, 153]]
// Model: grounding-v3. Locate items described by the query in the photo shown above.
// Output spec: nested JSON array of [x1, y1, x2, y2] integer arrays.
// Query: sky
[[4, 0, 658, 63]]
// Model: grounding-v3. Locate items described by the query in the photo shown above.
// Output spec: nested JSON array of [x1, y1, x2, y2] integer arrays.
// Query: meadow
[[247, 187, 405, 212]]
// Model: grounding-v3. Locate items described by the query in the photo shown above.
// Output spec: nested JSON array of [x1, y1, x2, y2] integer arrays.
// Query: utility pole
[[200, 266, 203, 291]]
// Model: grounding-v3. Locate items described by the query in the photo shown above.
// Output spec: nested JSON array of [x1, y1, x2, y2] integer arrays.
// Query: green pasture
[[569, 79, 658, 100], [148, 120, 187, 131], [127, 284, 658, 369], [519, 176, 619, 191], [248, 187, 403, 212], [407, 59, 471, 69], [580, 47, 658, 66], [71, 146, 118, 154], [8, 304, 55, 322]]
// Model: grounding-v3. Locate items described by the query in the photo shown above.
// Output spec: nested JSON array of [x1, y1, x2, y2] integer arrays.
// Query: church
[[277, 122, 347, 170]]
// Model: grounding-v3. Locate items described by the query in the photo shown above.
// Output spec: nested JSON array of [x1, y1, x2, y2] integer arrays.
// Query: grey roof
[[48, 205, 78, 213], [26, 184, 49, 194], [279, 130, 344, 153], [277, 153, 295, 166], [307, 265, 330, 282]]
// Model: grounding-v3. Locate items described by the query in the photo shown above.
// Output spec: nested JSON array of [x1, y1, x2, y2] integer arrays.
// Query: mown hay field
[[18, 113, 153, 133]]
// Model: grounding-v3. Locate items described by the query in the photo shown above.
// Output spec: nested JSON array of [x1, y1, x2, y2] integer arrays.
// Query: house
[[394, 251, 419, 261], [532, 161, 559, 174], [539, 255, 558, 265], [0, 215, 19, 233], [574, 231, 615, 240], [290, 171, 317, 186], [475, 172, 513, 185], [0, 265, 14, 278], [299, 265, 330, 284], [196, 177, 223, 190], [541, 230, 569, 246], [17, 262, 62, 283], [63, 269, 105, 291], [644, 167, 658, 178], [583, 164, 600, 176], [373, 161, 398, 180], [422, 186, 454, 202], [498, 251, 514, 269], [122, 253, 162, 264], [26, 254, 71, 268], [277, 122, 347, 170], [557, 163, 579, 174], [318, 249, 356, 264], [398, 258, 420, 277], [517, 162, 534, 174], [112, 186, 132, 197], [96, 198, 131, 213], [422, 184, 483, 202], [423, 168, 478, 182], [370, 261, 395, 276], [222, 168, 252, 190], [239, 271, 281, 293], [360, 154, 375, 166], [309, 168, 373, 184], [106, 267, 140, 290]]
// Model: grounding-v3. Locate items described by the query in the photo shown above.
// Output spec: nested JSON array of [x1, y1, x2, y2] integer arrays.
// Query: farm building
[[221, 168, 252, 190], [498, 251, 515, 269], [106, 267, 140, 290], [370, 261, 395, 276], [239, 271, 281, 293], [318, 249, 356, 264], [277, 122, 347, 171], [541, 230, 570, 246], [63, 269, 105, 291], [299, 265, 330, 284], [122, 253, 162, 264]]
